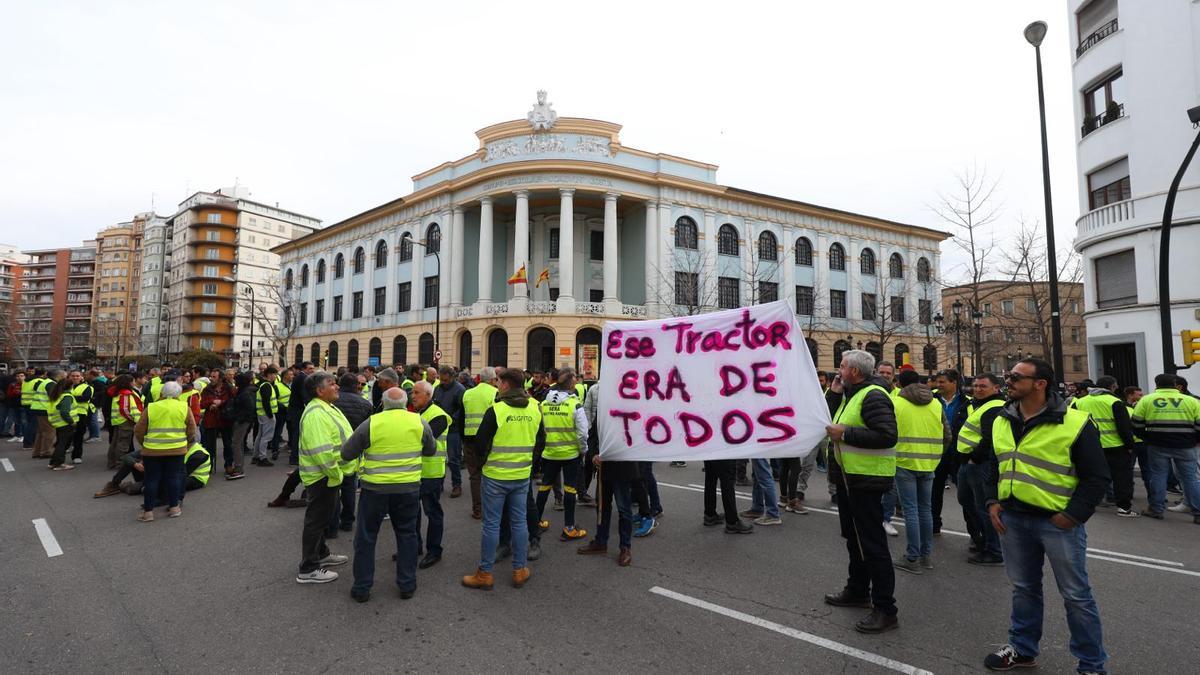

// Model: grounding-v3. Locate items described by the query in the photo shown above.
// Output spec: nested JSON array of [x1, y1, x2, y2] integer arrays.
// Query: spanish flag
[[534, 267, 551, 288], [507, 263, 527, 285]]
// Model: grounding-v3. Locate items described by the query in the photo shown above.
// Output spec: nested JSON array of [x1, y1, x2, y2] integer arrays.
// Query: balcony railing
[[1076, 18, 1118, 58], [1081, 103, 1124, 138]]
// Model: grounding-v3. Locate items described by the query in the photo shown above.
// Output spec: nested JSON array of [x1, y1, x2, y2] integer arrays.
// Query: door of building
[[1100, 343, 1139, 390]]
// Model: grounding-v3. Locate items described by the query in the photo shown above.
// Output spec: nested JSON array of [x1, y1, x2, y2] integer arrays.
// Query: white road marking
[[658, 481, 1193, 575], [1, 458, 13, 472], [32, 518, 63, 557], [650, 586, 933, 675]]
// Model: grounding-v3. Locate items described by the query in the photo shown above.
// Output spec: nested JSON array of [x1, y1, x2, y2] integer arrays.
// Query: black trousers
[[72, 419, 87, 459], [300, 478, 339, 573], [579, 424, 599, 494], [778, 457, 801, 500], [835, 482, 897, 616], [1104, 447, 1134, 510], [703, 459, 738, 524]]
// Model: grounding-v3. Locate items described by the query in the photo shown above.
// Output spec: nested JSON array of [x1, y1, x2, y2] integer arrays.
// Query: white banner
[[597, 301, 831, 462]]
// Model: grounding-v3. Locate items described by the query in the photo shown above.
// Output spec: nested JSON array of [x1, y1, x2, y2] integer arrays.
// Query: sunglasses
[[1005, 372, 1032, 382]]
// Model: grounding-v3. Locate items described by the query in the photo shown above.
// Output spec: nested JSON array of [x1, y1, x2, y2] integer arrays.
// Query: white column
[[603, 192, 619, 302], [848, 239, 860, 327], [384, 234, 397, 314], [323, 252, 334, 323], [513, 190, 530, 299], [558, 189, 575, 303], [782, 226, 796, 308], [643, 200, 658, 310], [344, 246, 356, 322], [816, 233, 830, 318], [439, 209, 452, 308], [409, 226, 423, 316], [450, 206, 465, 307], [477, 197, 494, 303]]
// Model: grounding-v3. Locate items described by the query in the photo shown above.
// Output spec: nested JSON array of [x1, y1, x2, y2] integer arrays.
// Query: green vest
[[574, 383, 587, 400], [181, 389, 200, 420], [462, 382, 498, 437], [540, 395, 580, 460], [20, 378, 35, 407], [831, 384, 896, 478], [186, 442, 211, 486], [957, 399, 1006, 455], [148, 377, 163, 403], [143, 398, 189, 454], [70, 383, 92, 417], [48, 392, 77, 428], [1071, 392, 1124, 449], [420, 403, 449, 479], [363, 409, 425, 485], [298, 399, 351, 487], [1126, 404, 1142, 444], [401, 378, 414, 393], [110, 389, 144, 426], [483, 400, 540, 481], [30, 378, 51, 412], [893, 396, 943, 472], [254, 381, 273, 417], [274, 381, 291, 412], [1131, 388, 1200, 438], [995, 408, 1090, 512]]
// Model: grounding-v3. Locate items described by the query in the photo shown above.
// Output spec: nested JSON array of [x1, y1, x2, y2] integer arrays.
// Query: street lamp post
[[1024, 20, 1066, 387], [972, 308, 984, 373], [407, 234, 441, 364], [1158, 106, 1200, 374], [161, 307, 172, 362], [224, 276, 255, 369], [934, 299, 972, 374]]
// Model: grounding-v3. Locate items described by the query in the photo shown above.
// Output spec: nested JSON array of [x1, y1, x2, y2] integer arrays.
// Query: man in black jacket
[[287, 362, 314, 465], [822, 349, 900, 634], [331, 372, 373, 534], [981, 358, 1108, 673]]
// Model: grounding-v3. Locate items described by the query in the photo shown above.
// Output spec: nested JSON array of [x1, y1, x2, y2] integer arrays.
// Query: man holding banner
[[822, 349, 900, 634]]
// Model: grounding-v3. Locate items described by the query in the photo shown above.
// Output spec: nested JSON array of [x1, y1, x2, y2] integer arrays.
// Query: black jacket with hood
[[824, 375, 898, 492]]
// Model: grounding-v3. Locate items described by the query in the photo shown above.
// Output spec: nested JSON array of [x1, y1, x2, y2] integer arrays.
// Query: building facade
[[1069, 0, 1200, 390], [0, 244, 29, 365], [164, 186, 319, 365], [16, 243, 97, 367], [92, 215, 147, 365], [942, 281, 1087, 382], [137, 213, 171, 356], [276, 95, 949, 375]]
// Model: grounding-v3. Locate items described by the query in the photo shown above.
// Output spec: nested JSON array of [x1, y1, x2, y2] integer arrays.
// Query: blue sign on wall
[[368, 356, 381, 367]]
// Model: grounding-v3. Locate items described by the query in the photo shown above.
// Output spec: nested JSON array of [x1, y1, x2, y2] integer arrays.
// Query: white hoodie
[[542, 388, 590, 457]]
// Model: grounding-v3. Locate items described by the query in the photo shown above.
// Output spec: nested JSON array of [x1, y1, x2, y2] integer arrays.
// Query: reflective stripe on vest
[[364, 409, 425, 485], [540, 396, 580, 460], [893, 396, 943, 472], [70, 383, 92, 417], [957, 399, 1006, 454], [274, 381, 290, 413], [574, 383, 587, 401], [298, 399, 351, 487], [143, 399, 189, 453], [995, 408, 1089, 512], [1071, 392, 1124, 448], [1132, 388, 1200, 439], [420, 403, 449, 479], [484, 400, 540, 481], [48, 393, 76, 428], [462, 383, 498, 437], [30, 378, 51, 412], [832, 384, 896, 478], [185, 442, 211, 486], [20, 379, 35, 407], [1126, 404, 1142, 443], [254, 382, 273, 417], [111, 390, 144, 426]]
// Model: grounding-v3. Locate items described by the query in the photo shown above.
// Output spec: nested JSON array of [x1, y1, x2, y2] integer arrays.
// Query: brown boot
[[618, 546, 632, 567], [471, 505, 482, 520], [512, 567, 531, 588], [461, 568, 494, 591], [577, 540, 607, 555], [94, 482, 122, 498]]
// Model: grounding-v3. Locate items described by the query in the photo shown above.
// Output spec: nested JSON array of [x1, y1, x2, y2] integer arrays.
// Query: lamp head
[[1188, 105, 1200, 126], [1024, 21, 1047, 48], [952, 299, 963, 317]]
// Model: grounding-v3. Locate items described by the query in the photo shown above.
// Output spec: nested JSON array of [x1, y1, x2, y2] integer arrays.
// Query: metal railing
[[1081, 102, 1124, 138], [1076, 18, 1118, 58]]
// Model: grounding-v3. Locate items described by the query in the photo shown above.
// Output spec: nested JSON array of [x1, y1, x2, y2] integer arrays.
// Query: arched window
[[310, 342, 319, 365], [285, 269, 294, 290], [352, 247, 365, 274], [328, 340, 339, 367], [425, 223, 441, 255], [375, 240, 388, 268], [717, 224, 739, 256], [300, 264, 309, 287], [487, 328, 508, 368], [392, 335, 407, 366], [458, 330, 472, 370], [889, 253, 904, 279], [894, 343, 910, 366], [418, 332, 435, 364], [399, 233, 413, 262], [347, 339, 360, 370], [334, 253, 345, 279], [758, 231, 778, 261], [316, 259, 326, 283], [866, 341, 883, 363], [527, 327, 555, 372], [295, 344, 304, 365], [917, 257, 932, 283], [368, 337, 382, 365], [923, 344, 938, 372], [795, 237, 813, 266], [805, 337, 818, 364], [576, 327, 602, 380], [829, 243, 846, 271], [860, 248, 876, 275], [674, 216, 698, 249], [833, 339, 851, 368]]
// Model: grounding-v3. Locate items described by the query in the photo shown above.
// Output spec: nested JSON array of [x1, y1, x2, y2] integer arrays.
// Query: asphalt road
[[2, 439, 1198, 674]]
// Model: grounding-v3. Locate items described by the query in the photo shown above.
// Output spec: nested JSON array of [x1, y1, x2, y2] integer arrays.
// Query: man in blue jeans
[[741, 458, 782, 525], [1132, 373, 1200, 523], [982, 358, 1109, 674], [959, 373, 1008, 566], [578, 455, 638, 566], [890, 368, 947, 574]]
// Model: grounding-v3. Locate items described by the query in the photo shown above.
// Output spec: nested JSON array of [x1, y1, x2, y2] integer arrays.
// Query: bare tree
[[92, 315, 138, 368], [996, 218, 1084, 364], [929, 167, 1011, 323], [650, 248, 720, 317], [0, 303, 34, 368], [859, 268, 919, 365], [234, 277, 300, 367]]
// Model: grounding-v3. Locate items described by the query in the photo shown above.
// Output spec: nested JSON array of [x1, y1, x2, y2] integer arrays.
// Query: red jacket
[[107, 384, 144, 426], [200, 383, 234, 429]]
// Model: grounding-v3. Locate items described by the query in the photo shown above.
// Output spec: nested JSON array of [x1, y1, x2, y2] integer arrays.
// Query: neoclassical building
[[275, 93, 950, 375]]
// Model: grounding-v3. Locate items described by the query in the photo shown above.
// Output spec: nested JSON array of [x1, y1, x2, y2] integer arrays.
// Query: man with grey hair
[[822, 349, 900, 634], [133, 380, 198, 521], [371, 368, 400, 412], [434, 364, 466, 499]]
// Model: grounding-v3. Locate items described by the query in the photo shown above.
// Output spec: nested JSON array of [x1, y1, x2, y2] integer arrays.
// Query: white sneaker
[[883, 521, 900, 537], [296, 568, 338, 584], [86, 437, 103, 444], [1168, 501, 1191, 513], [7, 436, 22, 443], [72, 458, 83, 465], [317, 553, 349, 566]]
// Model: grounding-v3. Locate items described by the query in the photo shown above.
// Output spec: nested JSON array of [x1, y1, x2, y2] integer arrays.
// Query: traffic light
[[1183, 330, 1200, 366]]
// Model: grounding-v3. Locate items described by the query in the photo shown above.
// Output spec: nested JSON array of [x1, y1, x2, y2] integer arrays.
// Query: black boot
[[854, 609, 898, 633], [823, 590, 872, 608]]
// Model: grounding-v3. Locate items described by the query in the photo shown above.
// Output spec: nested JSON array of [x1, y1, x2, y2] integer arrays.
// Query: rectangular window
[[1081, 69, 1124, 137], [199, 338, 214, 350], [206, 213, 221, 224], [919, 299, 932, 325], [717, 276, 739, 309], [373, 286, 386, 316], [830, 290, 847, 318], [203, 265, 218, 277], [424, 276, 438, 309], [549, 228, 560, 259], [206, 248, 219, 260], [333, 296, 343, 321], [890, 296, 905, 323], [1070, 326, 1080, 343], [352, 291, 363, 318], [549, 287, 560, 301], [1002, 299, 1014, 315], [590, 230, 604, 261], [589, 288, 604, 302], [861, 293, 877, 321], [201, 301, 216, 314], [759, 281, 778, 303], [206, 231, 220, 241], [202, 283, 217, 296], [1087, 158, 1131, 210], [200, 320, 215, 332], [315, 299, 324, 324], [1095, 249, 1137, 308], [398, 282, 411, 312], [1026, 297, 1037, 313], [983, 302, 992, 316], [1072, 355, 1085, 372], [675, 272, 698, 306], [299, 303, 308, 326], [795, 285, 814, 315]]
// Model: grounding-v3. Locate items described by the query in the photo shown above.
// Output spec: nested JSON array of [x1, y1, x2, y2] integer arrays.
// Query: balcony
[[1075, 184, 1200, 249], [1081, 103, 1124, 138], [1076, 19, 1118, 58]]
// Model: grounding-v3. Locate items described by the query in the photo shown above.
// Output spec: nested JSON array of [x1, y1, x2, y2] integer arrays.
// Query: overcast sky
[[0, 1, 1082, 282]]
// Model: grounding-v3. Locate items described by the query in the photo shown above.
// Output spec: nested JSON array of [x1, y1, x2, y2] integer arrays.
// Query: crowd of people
[[2, 351, 1198, 675]]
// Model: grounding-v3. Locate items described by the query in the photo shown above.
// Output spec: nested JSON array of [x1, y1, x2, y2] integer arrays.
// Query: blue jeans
[[750, 458, 780, 518], [24, 409, 38, 449], [894, 467, 933, 559], [596, 477, 634, 548], [417, 476, 444, 557], [352, 489, 420, 595], [0, 403, 11, 435], [960, 462, 1002, 557], [447, 431, 463, 487], [142, 455, 184, 512], [999, 509, 1106, 673], [480, 477, 529, 573], [88, 411, 101, 439], [1146, 445, 1200, 515], [639, 461, 662, 514]]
